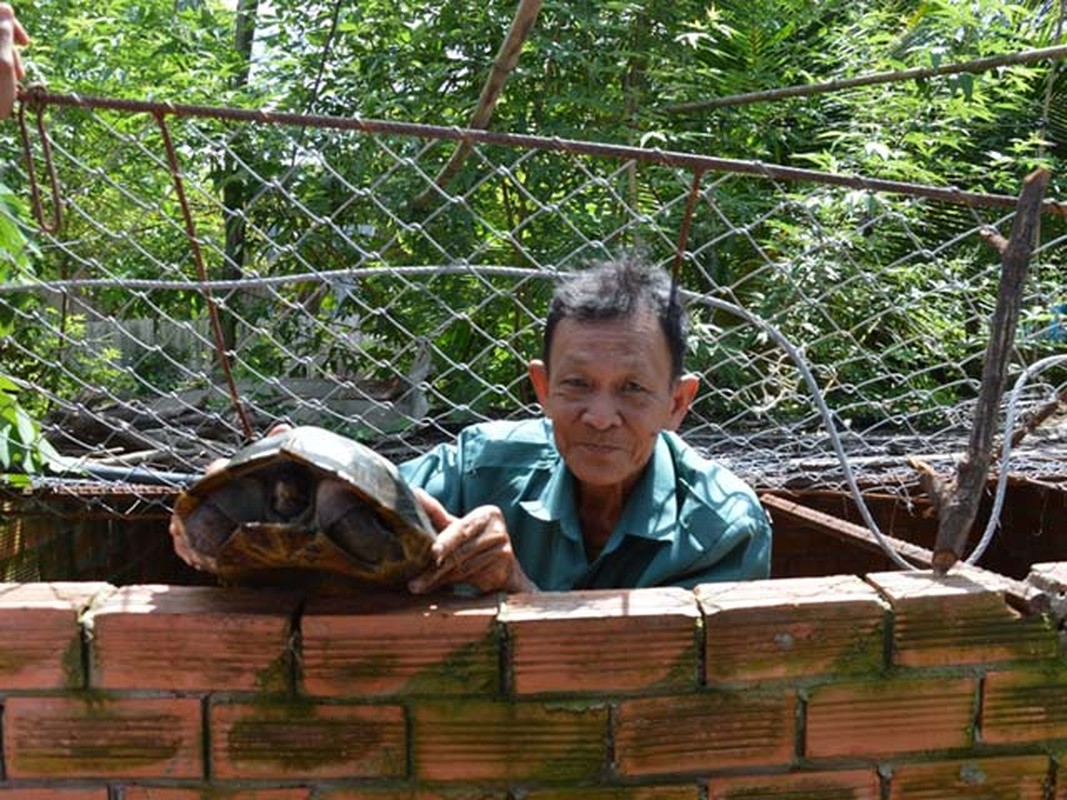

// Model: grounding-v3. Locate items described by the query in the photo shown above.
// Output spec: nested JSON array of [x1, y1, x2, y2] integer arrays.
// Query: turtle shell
[[172, 426, 436, 587]]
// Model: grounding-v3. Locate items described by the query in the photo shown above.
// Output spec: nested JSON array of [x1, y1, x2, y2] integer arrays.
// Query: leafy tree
[[2, 0, 1063, 428]]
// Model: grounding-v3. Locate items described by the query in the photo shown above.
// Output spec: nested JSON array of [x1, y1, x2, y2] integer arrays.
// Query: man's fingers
[[407, 565, 445, 595], [408, 540, 506, 595], [12, 19, 28, 48], [0, 19, 15, 120], [414, 487, 454, 533], [168, 515, 195, 565], [429, 505, 498, 558], [435, 546, 508, 586], [407, 504, 511, 594], [205, 457, 230, 475], [0, 3, 27, 122]]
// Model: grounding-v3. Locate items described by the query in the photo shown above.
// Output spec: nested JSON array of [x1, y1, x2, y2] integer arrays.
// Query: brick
[[319, 791, 505, 799], [0, 791, 109, 799], [500, 587, 700, 694], [806, 676, 977, 758], [1026, 561, 1067, 593], [983, 669, 1067, 744], [525, 787, 699, 799], [123, 789, 311, 799], [708, 769, 879, 799], [615, 692, 795, 776], [88, 584, 299, 692], [124, 790, 310, 800], [887, 755, 1050, 799], [867, 571, 1057, 667], [210, 699, 406, 780], [413, 699, 608, 782], [302, 591, 499, 697], [0, 581, 112, 689], [3, 695, 202, 778], [697, 576, 887, 683]]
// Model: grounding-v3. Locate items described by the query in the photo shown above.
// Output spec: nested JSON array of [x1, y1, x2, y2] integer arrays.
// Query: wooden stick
[[920, 169, 1050, 573]]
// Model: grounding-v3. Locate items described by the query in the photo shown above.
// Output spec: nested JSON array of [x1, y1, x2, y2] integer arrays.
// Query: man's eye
[[623, 381, 647, 393], [560, 377, 587, 388]]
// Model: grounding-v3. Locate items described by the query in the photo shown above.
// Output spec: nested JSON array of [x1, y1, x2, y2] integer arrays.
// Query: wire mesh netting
[[0, 92, 1065, 581]]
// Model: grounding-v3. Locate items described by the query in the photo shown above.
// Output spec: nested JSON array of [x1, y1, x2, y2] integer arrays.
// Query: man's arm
[[0, 3, 28, 120]]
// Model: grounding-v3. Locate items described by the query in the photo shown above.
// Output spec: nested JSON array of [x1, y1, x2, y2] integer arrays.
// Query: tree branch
[[411, 0, 542, 211], [928, 168, 1050, 573], [661, 43, 1067, 115]]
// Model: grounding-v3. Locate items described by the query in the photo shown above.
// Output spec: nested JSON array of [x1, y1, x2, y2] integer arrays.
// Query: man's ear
[[666, 373, 699, 431], [528, 359, 550, 407]]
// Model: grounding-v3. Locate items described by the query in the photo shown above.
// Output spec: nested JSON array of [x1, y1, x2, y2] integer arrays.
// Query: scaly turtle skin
[[172, 426, 436, 587]]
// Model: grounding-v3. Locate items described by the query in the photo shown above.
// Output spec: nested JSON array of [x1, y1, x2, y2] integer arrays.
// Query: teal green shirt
[[398, 418, 771, 591]]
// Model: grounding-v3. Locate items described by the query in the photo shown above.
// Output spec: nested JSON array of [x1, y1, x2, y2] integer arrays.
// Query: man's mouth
[[578, 441, 621, 452]]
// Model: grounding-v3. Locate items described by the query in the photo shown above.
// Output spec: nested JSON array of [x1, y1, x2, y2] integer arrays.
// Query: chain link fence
[[1, 91, 1065, 581]]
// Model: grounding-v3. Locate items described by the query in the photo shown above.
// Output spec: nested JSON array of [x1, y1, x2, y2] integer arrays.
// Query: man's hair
[[543, 254, 688, 379]]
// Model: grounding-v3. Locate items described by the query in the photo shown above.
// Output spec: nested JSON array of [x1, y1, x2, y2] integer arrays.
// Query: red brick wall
[[0, 569, 1063, 798]]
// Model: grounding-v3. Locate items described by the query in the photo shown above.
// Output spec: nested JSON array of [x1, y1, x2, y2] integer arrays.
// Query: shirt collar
[[519, 432, 678, 542]]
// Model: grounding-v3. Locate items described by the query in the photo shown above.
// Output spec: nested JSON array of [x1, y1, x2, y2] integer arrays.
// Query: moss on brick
[[8, 700, 187, 775], [61, 635, 85, 689], [221, 701, 405, 776], [415, 699, 609, 783], [402, 629, 499, 695], [253, 648, 293, 694], [649, 638, 700, 690], [227, 714, 380, 772], [829, 620, 888, 676], [718, 786, 862, 800], [897, 610, 1059, 662], [0, 647, 38, 675], [1033, 657, 1067, 681], [326, 650, 401, 683], [302, 627, 500, 697]]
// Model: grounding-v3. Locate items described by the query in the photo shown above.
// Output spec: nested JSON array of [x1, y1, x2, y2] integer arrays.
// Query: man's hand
[[0, 3, 28, 120], [408, 488, 537, 595]]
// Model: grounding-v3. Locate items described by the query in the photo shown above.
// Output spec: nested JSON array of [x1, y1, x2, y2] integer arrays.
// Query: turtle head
[[267, 464, 315, 521]]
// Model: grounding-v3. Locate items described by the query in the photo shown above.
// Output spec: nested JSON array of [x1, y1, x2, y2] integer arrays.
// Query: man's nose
[[581, 391, 620, 429]]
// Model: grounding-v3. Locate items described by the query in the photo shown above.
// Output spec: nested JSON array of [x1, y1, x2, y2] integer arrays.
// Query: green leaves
[[0, 181, 31, 292], [0, 376, 63, 480], [5, 0, 1062, 437]]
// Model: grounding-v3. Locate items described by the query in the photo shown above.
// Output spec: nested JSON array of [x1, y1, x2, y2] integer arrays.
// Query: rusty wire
[[152, 110, 253, 440], [16, 99, 62, 233], [16, 86, 1067, 219]]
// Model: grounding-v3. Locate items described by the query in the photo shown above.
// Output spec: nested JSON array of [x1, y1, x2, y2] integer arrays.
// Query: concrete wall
[[0, 566, 1064, 798]]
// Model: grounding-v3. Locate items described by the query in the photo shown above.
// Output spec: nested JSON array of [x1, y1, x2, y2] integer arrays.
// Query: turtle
[[171, 425, 436, 588]]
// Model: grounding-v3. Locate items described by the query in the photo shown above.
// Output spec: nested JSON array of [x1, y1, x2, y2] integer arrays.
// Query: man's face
[[528, 310, 698, 494]]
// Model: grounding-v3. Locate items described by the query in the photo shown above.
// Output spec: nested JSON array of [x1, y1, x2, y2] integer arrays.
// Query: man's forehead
[[548, 312, 671, 367]]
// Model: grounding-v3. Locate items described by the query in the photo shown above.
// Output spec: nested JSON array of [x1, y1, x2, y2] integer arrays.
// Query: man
[[171, 256, 770, 594], [0, 3, 28, 120], [401, 255, 771, 594]]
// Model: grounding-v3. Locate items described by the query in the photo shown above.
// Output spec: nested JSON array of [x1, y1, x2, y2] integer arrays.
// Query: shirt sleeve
[[398, 440, 464, 513]]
